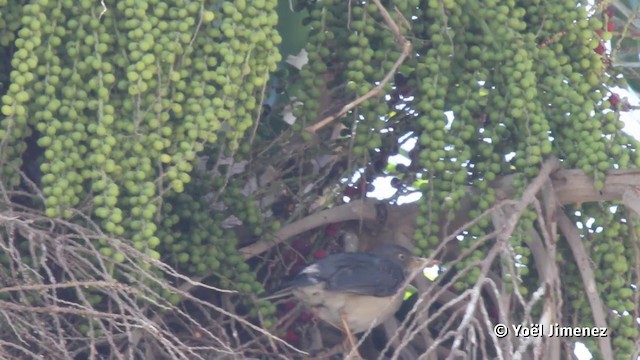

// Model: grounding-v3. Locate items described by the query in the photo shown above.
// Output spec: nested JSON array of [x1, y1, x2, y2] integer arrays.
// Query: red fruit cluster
[[594, 8, 615, 55], [283, 300, 296, 312], [274, 300, 317, 345], [284, 252, 306, 275], [298, 311, 313, 322]]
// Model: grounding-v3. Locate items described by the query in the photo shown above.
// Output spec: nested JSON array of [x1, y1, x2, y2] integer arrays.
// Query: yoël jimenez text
[[512, 323, 607, 337]]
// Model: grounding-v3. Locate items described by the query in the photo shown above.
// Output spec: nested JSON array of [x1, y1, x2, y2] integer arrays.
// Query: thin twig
[[305, 0, 412, 134], [305, 41, 411, 134]]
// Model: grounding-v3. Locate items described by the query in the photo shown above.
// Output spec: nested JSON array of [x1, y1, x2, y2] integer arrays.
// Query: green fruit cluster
[[0, 0, 280, 304], [150, 176, 276, 321], [293, 0, 393, 154]]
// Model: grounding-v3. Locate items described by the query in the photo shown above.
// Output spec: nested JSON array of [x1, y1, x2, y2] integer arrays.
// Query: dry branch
[[0, 210, 307, 359]]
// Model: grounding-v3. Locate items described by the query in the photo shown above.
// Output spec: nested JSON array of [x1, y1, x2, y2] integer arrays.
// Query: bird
[[262, 243, 429, 354]]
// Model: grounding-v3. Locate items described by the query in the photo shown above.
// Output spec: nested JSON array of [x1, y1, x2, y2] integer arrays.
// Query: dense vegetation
[[0, 0, 638, 359]]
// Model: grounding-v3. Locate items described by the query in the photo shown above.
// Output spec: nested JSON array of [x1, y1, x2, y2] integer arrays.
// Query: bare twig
[[0, 209, 307, 359], [305, 40, 411, 134]]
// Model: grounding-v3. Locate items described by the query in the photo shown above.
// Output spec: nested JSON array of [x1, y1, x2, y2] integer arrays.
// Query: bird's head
[[368, 243, 434, 275]]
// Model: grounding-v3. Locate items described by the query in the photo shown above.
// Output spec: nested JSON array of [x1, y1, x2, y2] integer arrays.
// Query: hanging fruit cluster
[[0, 0, 282, 306]]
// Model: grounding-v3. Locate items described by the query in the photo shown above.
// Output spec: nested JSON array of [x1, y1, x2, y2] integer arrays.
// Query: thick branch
[[496, 168, 640, 205], [240, 199, 378, 259], [622, 188, 640, 216], [240, 168, 640, 260]]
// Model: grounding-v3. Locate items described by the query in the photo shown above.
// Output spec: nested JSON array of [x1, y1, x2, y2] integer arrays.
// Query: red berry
[[313, 250, 327, 259], [594, 42, 606, 55], [595, 29, 603, 37], [343, 185, 358, 198], [292, 239, 312, 255], [324, 222, 341, 237], [609, 94, 620, 107], [285, 330, 299, 344], [284, 301, 296, 311], [605, 7, 614, 18], [284, 248, 304, 262], [607, 22, 615, 32]]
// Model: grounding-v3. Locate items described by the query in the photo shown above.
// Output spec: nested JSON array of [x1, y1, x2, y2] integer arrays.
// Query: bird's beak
[[410, 256, 440, 271]]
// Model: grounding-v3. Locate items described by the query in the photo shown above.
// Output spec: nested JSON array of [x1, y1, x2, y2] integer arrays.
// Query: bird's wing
[[259, 254, 354, 300], [261, 252, 406, 299], [322, 254, 406, 297]]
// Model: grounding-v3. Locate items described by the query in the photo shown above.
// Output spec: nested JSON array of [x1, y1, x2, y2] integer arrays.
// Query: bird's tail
[[259, 276, 317, 301], [258, 281, 294, 300], [258, 284, 295, 301]]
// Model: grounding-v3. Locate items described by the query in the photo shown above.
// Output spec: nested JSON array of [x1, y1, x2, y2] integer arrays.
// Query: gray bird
[[263, 244, 428, 351]]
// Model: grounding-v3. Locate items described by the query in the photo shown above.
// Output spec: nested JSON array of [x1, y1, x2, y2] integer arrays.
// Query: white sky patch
[[388, 154, 411, 166], [616, 87, 640, 137]]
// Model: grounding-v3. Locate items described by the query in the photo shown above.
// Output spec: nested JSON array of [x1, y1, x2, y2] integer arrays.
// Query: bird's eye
[[398, 253, 406, 260]]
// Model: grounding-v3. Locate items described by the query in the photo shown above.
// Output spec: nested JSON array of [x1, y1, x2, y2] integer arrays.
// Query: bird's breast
[[341, 293, 404, 333], [305, 292, 404, 334]]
